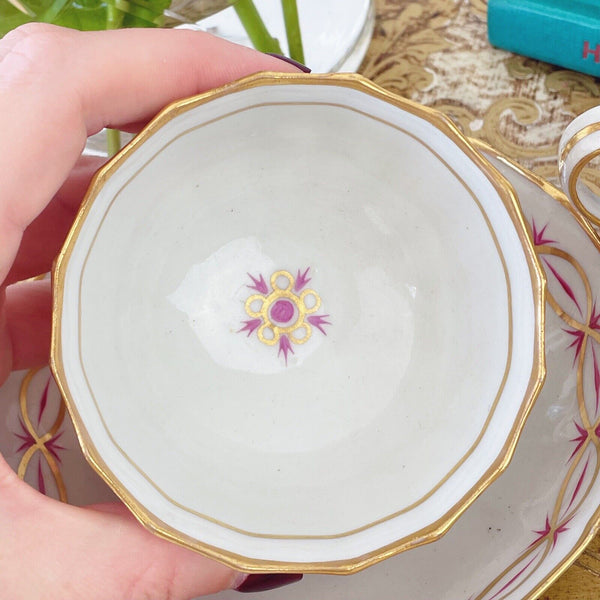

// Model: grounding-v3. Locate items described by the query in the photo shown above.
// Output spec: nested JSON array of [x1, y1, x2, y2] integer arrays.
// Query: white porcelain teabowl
[[560, 104, 600, 229], [51, 74, 545, 573]]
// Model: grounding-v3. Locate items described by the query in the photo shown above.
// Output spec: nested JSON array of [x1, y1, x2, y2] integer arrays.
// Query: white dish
[[559, 103, 600, 228], [2, 143, 597, 598], [195, 0, 375, 73], [50, 74, 544, 571]]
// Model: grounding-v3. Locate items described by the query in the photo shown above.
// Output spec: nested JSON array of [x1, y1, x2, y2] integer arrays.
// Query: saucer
[[50, 74, 544, 571], [1, 143, 596, 598]]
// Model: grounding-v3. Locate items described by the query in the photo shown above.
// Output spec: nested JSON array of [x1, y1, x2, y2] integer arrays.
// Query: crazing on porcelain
[[238, 267, 331, 364]]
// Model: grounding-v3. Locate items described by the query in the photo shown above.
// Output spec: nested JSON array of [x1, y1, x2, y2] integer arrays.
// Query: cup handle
[[559, 106, 600, 227]]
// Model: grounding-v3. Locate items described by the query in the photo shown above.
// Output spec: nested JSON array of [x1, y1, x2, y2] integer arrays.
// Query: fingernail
[[235, 573, 304, 593], [266, 53, 311, 73]]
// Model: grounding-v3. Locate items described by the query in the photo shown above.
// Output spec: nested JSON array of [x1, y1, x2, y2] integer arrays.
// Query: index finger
[[0, 24, 301, 281]]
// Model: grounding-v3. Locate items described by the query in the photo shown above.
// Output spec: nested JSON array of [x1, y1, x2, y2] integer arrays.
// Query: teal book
[[488, 0, 600, 78]]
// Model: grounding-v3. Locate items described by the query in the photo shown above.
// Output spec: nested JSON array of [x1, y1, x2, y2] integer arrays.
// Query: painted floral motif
[[472, 218, 600, 599], [239, 268, 330, 364], [13, 368, 68, 502]]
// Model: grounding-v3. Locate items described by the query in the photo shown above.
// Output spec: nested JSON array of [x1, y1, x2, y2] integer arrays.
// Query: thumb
[[0, 455, 238, 600]]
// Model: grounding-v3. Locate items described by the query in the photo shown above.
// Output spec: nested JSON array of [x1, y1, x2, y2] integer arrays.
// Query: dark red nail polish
[[235, 573, 303, 593], [266, 53, 311, 73]]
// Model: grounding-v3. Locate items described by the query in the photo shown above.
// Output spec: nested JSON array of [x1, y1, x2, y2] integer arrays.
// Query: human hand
[[0, 24, 304, 599]]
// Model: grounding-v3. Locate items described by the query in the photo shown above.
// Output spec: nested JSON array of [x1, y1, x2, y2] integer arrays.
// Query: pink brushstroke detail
[[544, 257, 583, 316], [14, 419, 65, 460], [307, 314, 331, 335], [570, 421, 589, 461], [15, 418, 35, 453], [294, 267, 311, 292], [530, 515, 572, 549], [278, 335, 294, 365], [564, 458, 590, 515], [238, 319, 262, 337], [37, 378, 51, 426], [593, 343, 600, 415], [552, 519, 573, 548], [590, 303, 600, 331], [45, 431, 66, 463], [530, 516, 552, 548], [37, 459, 46, 496], [531, 219, 556, 246], [564, 328, 585, 365], [247, 273, 268, 295], [489, 553, 539, 600]]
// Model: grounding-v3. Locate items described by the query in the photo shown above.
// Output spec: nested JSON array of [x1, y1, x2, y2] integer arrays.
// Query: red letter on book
[[583, 41, 600, 63]]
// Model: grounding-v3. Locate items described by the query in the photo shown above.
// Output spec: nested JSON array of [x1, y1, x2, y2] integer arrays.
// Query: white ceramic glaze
[[195, 0, 375, 73], [208, 148, 600, 600], [51, 76, 543, 570], [4, 147, 598, 598], [559, 105, 600, 227]]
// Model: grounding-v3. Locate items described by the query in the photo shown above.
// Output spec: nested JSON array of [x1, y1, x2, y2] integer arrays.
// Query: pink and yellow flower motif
[[239, 267, 331, 364]]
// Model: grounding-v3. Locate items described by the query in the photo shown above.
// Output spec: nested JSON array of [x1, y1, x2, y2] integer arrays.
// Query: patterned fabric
[[360, 0, 600, 192]]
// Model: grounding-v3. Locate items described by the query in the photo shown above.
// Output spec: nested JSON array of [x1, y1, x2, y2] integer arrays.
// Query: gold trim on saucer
[[50, 73, 546, 574]]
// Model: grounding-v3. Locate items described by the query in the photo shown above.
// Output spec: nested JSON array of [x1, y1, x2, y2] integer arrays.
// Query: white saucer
[[2, 143, 599, 598]]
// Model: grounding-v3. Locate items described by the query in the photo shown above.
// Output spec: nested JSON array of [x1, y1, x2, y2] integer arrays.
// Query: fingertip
[[234, 573, 304, 593], [264, 53, 311, 73]]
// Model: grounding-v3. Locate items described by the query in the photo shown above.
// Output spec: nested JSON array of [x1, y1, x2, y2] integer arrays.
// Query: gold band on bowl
[[50, 72, 546, 574], [559, 122, 600, 228]]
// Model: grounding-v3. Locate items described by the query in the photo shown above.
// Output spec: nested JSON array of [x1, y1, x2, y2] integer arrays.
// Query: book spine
[[488, 0, 600, 78]]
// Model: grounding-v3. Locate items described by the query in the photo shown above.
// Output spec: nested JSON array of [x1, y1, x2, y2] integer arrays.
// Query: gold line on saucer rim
[[50, 73, 546, 574]]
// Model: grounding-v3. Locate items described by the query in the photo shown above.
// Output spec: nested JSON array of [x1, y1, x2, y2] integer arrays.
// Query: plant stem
[[233, 0, 282, 54], [106, 128, 122, 157], [106, 1, 123, 157], [106, 1, 123, 29], [281, 0, 304, 64]]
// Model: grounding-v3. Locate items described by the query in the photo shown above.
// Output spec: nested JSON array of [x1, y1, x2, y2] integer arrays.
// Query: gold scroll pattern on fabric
[[360, 0, 600, 188]]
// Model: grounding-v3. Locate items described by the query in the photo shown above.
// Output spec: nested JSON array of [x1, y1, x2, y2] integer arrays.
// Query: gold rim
[[50, 72, 546, 574], [568, 149, 600, 229], [559, 122, 600, 167], [559, 122, 600, 228]]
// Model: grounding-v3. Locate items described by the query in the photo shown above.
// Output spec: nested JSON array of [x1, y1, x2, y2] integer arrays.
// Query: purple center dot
[[270, 299, 295, 324]]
